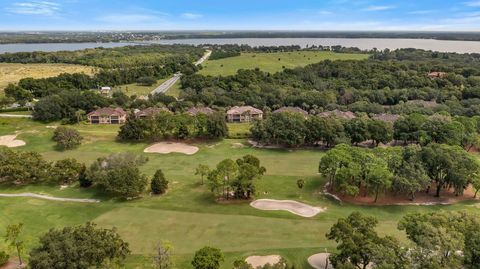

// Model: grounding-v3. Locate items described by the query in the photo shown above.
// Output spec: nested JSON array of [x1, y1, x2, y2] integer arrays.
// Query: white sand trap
[[0, 193, 99, 203], [245, 255, 282, 268], [0, 135, 25, 148], [250, 199, 325, 217], [308, 253, 333, 269], [144, 142, 199, 155]]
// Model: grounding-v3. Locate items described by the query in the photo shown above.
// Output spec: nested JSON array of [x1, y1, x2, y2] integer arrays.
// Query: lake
[[0, 38, 479, 54]]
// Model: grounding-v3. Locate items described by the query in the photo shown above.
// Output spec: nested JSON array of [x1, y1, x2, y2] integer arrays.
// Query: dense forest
[[179, 49, 480, 116], [0, 44, 204, 68]]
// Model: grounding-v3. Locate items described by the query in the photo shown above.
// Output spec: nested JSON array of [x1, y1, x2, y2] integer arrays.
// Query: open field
[[114, 78, 170, 97], [0, 63, 95, 91], [199, 51, 369, 76], [0, 117, 479, 268]]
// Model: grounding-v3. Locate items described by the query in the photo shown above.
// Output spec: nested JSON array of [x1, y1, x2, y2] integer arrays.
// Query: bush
[[151, 169, 169, 195], [191, 246, 224, 269], [0, 250, 9, 266], [52, 126, 83, 150]]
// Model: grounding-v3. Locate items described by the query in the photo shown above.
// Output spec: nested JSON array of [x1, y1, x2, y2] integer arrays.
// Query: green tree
[[345, 118, 369, 145], [216, 159, 238, 200], [52, 126, 83, 150], [296, 179, 305, 189], [366, 161, 393, 202], [87, 153, 148, 198], [326, 212, 388, 269], [152, 241, 173, 269], [191, 246, 224, 269], [206, 112, 228, 139], [232, 259, 252, 269], [151, 169, 168, 195], [195, 164, 210, 185], [4, 223, 24, 266], [29, 222, 130, 269], [368, 119, 393, 146], [51, 158, 85, 185], [393, 113, 426, 144]]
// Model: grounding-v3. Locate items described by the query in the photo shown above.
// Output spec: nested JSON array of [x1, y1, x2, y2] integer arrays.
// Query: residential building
[[273, 107, 308, 117], [187, 107, 214, 116], [226, 106, 263, 123], [135, 107, 170, 119], [318, 109, 356, 120], [87, 107, 127, 124]]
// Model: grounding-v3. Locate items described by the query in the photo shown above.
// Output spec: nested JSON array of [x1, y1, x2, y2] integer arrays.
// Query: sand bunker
[[0, 193, 99, 203], [308, 253, 333, 269], [250, 199, 325, 217], [144, 142, 199, 155], [245, 255, 282, 268], [0, 135, 25, 148]]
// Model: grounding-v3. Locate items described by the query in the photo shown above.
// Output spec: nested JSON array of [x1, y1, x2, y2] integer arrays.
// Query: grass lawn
[[0, 63, 95, 94], [114, 78, 170, 97], [165, 80, 182, 98], [199, 51, 369, 76], [227, 122, 252, 138], [0, 117, 479, 268]]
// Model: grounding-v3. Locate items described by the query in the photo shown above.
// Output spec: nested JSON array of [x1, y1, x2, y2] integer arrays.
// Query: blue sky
[[1, 0, 480, 31]]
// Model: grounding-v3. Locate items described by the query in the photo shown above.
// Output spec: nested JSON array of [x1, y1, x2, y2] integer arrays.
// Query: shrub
[[52, 126, 83, 150], [151, 169, 168, 195], [0, 250, 9, 266]]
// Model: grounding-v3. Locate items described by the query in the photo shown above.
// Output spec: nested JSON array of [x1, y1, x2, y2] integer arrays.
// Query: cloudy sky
[[1, 0, 480, 31]]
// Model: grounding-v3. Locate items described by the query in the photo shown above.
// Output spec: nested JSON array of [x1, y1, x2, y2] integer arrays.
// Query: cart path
[[0, 193, 100, 203]]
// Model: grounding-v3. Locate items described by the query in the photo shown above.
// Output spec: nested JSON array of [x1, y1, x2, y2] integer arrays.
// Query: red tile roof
[[227, 106, 263, 115], [87, 107, 126, 117], [273, 107, 308, 116], [318, 109, 356, 120]]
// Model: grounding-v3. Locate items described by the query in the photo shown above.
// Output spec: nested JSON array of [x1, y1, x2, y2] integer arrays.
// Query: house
[[427, 72, 447, 79], [273, 107, 308, 117], [87, 107, 127, 124], [226, 106, 263, 123], [187, 107, 214, 116], [318, 109, 356, 120], [372, 113, 400, 123], [135, 107, 170, 118]]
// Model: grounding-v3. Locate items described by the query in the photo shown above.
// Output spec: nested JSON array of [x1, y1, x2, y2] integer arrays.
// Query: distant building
[[372, 113, 400, 123], [87, 107, 127, 124], [427, 72, 447, 79], [135, 107, 170, 119], [187, 107, 215, 116], [273, 107, 308, 117], [226, 106, 263, 123], [318, 109, 356, 120], [99, 86, 112, 96]]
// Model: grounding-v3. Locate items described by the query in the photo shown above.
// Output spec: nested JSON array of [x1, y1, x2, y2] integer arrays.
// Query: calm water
[[1, 38, 479, 54]]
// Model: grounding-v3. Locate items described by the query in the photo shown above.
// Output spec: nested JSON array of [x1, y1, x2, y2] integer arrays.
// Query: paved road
[[0, 113, 32, 118], [150, 50, 211, 95]]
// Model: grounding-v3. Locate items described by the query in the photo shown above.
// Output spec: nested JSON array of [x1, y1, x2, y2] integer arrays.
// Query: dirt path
[[0, 193, 100, 203]]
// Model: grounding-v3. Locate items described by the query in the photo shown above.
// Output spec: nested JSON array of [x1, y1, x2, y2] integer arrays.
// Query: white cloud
[[408, 10, 436, 15], [181, 12, 203, 19], [465, 1, 480, 7], [362, 5, 395, 11], [6, 1, 60, 15]]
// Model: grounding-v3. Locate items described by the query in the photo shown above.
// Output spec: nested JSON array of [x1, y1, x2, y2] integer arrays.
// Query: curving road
[[151, 50, 211, 95]]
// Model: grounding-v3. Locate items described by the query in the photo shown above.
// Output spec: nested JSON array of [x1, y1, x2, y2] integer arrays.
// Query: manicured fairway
[[0, 117, 479, 268], [199, 51, 369, 76]]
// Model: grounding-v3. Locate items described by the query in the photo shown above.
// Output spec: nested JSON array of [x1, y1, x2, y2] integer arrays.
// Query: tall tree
[[191, 246, 224, 269]]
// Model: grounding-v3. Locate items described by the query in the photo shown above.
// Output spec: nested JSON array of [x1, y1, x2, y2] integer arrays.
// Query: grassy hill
[[199, 51, 369, 76]]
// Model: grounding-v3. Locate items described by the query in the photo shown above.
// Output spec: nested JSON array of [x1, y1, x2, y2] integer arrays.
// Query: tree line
[[118, 111, 228, 141], [180, 49, 480, 117], [251, 111, 480, 148], [319, 143, 480, 202]]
